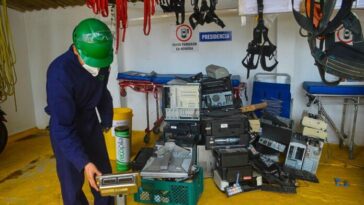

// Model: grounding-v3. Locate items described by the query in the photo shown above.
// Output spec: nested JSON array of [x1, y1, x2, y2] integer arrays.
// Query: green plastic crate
[[134, 168, 204, 205]]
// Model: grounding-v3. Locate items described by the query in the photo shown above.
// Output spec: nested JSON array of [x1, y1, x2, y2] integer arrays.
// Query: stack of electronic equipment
[[133, 72, 205, 205], [245, 111, 297, 194], [134, 140, 203, 205], [247, 110, 328, 194], [132, 65, 330, 200], [283, 111, 327, 183], [198, 65, 257, 196]]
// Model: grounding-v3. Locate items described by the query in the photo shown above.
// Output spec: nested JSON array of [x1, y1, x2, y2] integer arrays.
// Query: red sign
[[176, 24, 193, 42]]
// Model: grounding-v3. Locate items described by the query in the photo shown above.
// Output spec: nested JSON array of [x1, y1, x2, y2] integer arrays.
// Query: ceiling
[[3, 0, 85, 12], [2, 0, 237, 13]]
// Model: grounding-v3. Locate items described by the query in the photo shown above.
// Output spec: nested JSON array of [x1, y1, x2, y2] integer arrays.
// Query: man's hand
[[84, 162, 102, 191]]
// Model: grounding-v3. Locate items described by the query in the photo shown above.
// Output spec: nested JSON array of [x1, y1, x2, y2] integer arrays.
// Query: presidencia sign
[[171, 24, 199, 52], [199, 31, 232, 42]]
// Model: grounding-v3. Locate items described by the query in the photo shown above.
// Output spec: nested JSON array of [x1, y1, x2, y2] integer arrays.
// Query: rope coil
[[0, 0, 17, 103]]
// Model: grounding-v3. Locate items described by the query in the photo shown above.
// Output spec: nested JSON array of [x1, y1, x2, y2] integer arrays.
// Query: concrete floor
[[0, 129, 363, 205]]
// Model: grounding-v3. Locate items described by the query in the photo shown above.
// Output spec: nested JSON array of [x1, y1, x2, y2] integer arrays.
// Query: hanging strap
[[144, 0, 156, 35], [310, 36, 342, 85], [160, 0, 174, 12], [242, 0, 264, 78], [87, 0, 109, 17], [204, 0, 225, 28], [242, 44, 261, 78], [292, 0, 354, 37], [115, 0, 128, 53], [189, 0, 204, 29], [200, 0, 209, 21], [172, 0, 185, 25], [242, 0, 278, 78]]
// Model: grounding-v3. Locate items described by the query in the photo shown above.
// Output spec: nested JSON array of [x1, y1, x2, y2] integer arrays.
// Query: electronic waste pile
[[130, 65, 328, 204]]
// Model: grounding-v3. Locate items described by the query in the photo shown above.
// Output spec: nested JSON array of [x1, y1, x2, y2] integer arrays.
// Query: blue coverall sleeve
[[97, 71, 113, 128], [48, 74, 90, 172]]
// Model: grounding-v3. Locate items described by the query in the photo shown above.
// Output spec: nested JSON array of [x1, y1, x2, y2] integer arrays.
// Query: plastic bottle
[[115, 125, 130, 171]]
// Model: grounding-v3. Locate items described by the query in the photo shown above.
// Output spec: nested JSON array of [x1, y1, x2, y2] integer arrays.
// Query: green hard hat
[[73, 18, 113, 68]]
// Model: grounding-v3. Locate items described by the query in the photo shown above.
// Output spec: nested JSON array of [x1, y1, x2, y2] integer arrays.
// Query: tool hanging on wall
[[0, 0, 17, 103], [242, 0, 278, 79], [292, 0, 364, 85], [159, 0, 186, 25], [189, 0, 225, 29]]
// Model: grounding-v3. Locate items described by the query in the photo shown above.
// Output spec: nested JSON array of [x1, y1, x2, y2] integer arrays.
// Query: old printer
[[202, 112, 250, 150]]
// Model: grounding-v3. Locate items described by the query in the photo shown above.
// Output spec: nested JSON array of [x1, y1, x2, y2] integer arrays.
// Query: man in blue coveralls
[[45, 18, 114, 205]]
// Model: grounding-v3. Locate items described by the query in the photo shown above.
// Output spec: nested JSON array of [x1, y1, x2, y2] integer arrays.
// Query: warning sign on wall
[[171, 24, 199, 52]]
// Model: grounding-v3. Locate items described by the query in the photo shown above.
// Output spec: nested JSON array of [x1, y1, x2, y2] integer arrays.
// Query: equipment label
[[199, 31, 232, 42], [221, 123, 228, 128], [171, 24, 199, 52], [116, 137, 130, 163]]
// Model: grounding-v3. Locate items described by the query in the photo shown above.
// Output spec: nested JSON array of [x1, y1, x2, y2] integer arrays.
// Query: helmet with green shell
[[73, 18, 113, 68]]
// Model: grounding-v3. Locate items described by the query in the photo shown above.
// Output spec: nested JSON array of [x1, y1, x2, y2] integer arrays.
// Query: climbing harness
[[292, 0, 364, 85], [160, 0, 174, 12], [189, 0, 225, 29], [189, 0, 204, 29], [204, 0, 225, 28], [160, 0, 185, 25], [172, 0, 185, 25], [242, 0, 278, 78]]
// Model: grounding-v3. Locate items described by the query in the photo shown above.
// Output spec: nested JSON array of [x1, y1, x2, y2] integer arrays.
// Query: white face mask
[[82, 63, 100, 77]]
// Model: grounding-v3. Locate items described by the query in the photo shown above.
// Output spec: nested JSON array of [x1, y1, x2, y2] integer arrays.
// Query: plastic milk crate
[[134, 168, 204, 205]]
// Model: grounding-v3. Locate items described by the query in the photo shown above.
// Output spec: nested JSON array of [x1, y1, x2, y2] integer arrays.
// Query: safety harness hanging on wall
[[292, 0, 364, 85], [189, 0, 225, 29], [242, 0, 278, 78], [159, 0, 186, 25]]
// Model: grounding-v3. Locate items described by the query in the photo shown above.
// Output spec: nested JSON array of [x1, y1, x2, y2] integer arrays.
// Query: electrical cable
[[0, 0, 17, 104]]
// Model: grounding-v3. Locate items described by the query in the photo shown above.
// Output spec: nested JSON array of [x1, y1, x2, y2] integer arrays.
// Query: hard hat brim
[[79, 49, 114, 68]]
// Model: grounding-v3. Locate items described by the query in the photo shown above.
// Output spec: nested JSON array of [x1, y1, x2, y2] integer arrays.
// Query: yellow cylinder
[[104, 107, 133, 160]]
